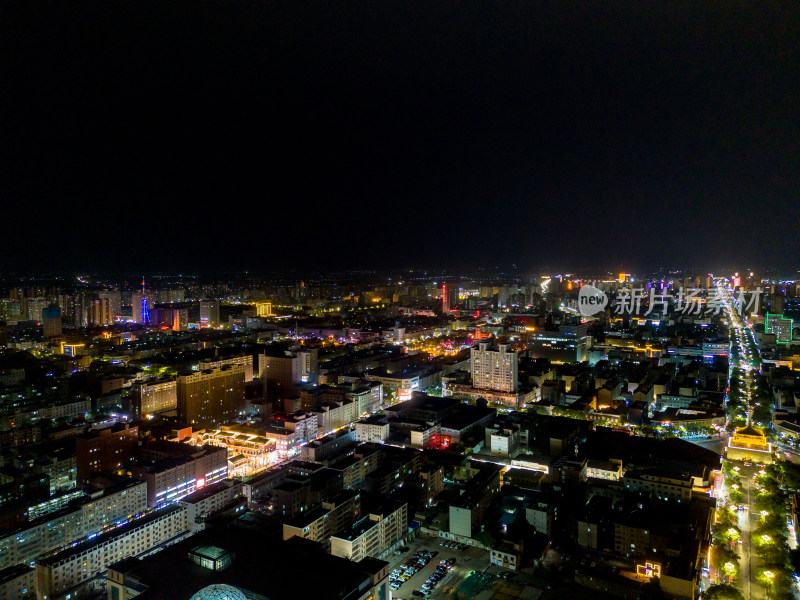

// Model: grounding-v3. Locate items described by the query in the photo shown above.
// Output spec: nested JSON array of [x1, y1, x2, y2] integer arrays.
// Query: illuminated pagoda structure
[[725, 422, 773, 464]]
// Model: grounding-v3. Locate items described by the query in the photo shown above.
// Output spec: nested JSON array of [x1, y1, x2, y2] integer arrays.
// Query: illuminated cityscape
[[0, 271, 799, 600], [2, 3, 800, 600]]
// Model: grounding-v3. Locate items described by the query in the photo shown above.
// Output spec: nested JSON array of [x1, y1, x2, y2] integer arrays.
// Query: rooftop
[[108, 527, 387, 600]]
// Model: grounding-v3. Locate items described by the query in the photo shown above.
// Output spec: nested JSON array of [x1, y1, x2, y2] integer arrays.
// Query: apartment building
[[331, 498, 407, 562], [36, 505, 190, 600]]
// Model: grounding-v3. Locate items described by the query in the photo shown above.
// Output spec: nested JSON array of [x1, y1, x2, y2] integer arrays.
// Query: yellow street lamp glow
[[762, 535, 772, 543], [764, 570, 774, 579]]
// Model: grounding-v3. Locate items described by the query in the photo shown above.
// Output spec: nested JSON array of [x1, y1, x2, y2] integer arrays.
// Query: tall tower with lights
[[141, 277, 150, 324]]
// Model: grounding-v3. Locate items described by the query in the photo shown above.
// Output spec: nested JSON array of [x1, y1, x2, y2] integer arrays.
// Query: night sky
[[3, 2, 799, 274]]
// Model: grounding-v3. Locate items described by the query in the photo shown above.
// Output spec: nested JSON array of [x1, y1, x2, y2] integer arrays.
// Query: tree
[[703, 584, 744, 600], [473, 530, 495, 548]]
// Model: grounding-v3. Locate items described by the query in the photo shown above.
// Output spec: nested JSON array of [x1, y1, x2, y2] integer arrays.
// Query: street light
[[764, 570, 775, 599], [762, 534, 772, 543]]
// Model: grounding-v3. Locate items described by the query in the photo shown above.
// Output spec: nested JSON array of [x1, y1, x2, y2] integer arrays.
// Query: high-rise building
[[177, 364, 246, 427], [199, 300, 220, 328], [97, 290, 122, 320], [25, 298, 48, 322], [765, 313, 793, 344], [131, 292, 143, 323], [171, 307, 188, 331], [0, 299, 22, 321], [42, 306, 62, 337], [442, 284, 458, 314], [470, 343, 518, 392], [89, 297, 111, 326], [259, 348, 318, 387]]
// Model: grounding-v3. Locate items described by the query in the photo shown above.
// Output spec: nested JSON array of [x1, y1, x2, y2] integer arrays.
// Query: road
[[736, 466, 767, 600], [718, 282, 770, 600]]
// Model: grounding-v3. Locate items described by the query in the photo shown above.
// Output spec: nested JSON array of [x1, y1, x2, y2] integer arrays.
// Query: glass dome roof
[[189, 584, 249, 600]]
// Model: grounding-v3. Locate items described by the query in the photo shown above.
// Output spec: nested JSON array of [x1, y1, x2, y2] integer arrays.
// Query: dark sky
[[2, 2, 799, 274]]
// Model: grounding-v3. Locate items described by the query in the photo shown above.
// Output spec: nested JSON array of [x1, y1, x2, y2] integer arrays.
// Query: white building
[[0, 565, 35, 599], [355, 417, 390, 443], [485, 426, 520, 457], [199, 355, 254, 383], [331, 501, 407, 562], [0, 480, 148, 570], [179, 480, 243, 531], [582, 459, 623, 482], [36, 505, 190, 600], [471, 343, 518, 392], [525, 500, 555, 536]]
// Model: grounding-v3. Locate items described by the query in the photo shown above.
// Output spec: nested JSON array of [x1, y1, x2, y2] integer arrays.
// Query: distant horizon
[[1, 263, 799, 283]]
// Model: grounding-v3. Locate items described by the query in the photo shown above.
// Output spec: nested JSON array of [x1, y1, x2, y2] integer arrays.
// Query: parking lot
[[387, 536, 489, 600]]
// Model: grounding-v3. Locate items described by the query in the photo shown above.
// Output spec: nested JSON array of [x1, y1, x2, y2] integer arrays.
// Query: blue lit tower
[[141, 277, 150, 324]]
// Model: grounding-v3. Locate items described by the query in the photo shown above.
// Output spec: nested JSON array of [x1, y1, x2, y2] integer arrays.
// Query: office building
[[623, 467, 693, 502], [177, 364, 246, 428], [528, 323, 592, 363]]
